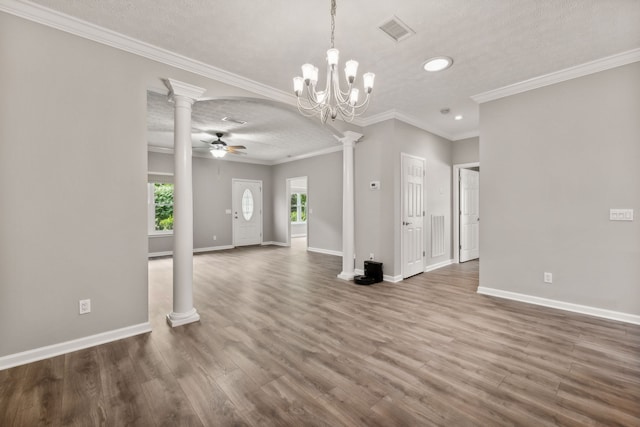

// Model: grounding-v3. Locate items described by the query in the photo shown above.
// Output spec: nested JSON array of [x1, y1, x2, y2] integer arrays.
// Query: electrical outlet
[[213, 235, 217, 241], [543, 272, 552, 284], [79, 299, 91, 314], [369, 253, 374, 260]]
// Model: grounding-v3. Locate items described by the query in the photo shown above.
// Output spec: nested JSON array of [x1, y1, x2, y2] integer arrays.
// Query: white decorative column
[[166, 79, 206, 327], [337, 131, 363, 280]]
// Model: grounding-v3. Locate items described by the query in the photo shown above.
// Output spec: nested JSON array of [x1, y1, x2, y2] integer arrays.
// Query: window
[[148, 183, 174, 234], [290, 192, 307, 223]]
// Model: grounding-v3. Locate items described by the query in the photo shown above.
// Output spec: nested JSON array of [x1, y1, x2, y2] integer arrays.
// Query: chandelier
[[293, 0, 375, 123]]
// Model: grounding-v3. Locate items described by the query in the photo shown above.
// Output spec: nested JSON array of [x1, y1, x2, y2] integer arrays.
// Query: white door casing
[[401, 154, 425, 278], [232, 179, 262, 246], [459, 168, 480, 262]]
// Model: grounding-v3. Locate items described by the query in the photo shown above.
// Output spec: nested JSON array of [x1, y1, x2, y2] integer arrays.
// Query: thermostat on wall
[[370, 181, 380, 190]]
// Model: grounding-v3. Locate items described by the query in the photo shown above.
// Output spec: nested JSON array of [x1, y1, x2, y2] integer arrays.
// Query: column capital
[[167, 78, 206, 101], [337, 131, 363, 147]]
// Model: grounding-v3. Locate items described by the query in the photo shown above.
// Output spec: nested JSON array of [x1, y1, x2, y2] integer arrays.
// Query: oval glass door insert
[[241, 188, 254, 221]]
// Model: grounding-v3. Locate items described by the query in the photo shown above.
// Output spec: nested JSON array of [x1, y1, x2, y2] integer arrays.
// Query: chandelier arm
[[296, 98, 324, 116], [297, 96, 323, 113], [351, 92, 372, 110], [303, 84, 320, 106], [332, 70, 350, 105], [297, 105, 321, 117], [335, 101, 357, 119]]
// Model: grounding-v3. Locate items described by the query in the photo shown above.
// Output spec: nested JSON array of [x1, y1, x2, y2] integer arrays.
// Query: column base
[[166, 308, 200, 327], [337, 271, 355, 281]]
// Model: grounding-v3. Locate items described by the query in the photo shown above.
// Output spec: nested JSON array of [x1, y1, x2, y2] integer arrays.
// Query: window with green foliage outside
[[149, 183, 174, 233], [290, 193, 307, 223]]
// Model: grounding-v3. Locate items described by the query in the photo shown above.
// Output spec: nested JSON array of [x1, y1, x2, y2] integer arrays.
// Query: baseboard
[[194, 245, 234, 253], [0, 322, 152, 370], [307, 247, 342, 257], [291, 233, 307, 238], [149, 245, 235, 258], [425, 259, 455, 272], [262, 241, 288, 247], [477, 287, 640, 326], [148, 250, 173, 258], [354, 268, 403, 283]]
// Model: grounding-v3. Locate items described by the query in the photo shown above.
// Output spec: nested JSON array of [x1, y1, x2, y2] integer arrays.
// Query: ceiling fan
[[200, 132, 247, 158]]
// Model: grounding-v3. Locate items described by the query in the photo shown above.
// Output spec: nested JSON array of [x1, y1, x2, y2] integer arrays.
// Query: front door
[[401, 154, 425, 278], [232, 179, 262, 246], [459, 168, 479, 262]]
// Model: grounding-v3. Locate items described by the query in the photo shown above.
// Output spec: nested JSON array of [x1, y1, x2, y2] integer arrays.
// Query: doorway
[[286, 176, 308, 248], [401, 153, 426, 279], [232, 179, 263, 246], [453, 163, 480, 263]]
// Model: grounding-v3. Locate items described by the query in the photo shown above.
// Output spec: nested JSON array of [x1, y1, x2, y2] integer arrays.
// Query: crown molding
[[167, 78, 206, 100], [353, 110, 398, 127], [451, 130, 480, 141], [1, 0, 480, 142], [357, 110, 457, 141], [270, 145, 344, 165], [0, 0, 294, 105], [472, 48, 640, 104]]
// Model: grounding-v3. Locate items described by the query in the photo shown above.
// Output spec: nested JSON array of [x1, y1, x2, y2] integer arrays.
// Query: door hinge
[[423, 210, 425, 216], [423, 251, 425, 257]]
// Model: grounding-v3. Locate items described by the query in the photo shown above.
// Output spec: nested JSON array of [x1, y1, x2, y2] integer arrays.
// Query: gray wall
[[148, 152, 273, 254], [0, 12, 261, 357], [479, 62, 640, 315], [452, 137, 479, 164], [355, 119, 453, 277], [272, 151, 343, 251]]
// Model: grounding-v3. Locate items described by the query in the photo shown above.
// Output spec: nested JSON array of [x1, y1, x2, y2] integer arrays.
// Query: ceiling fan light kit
[[210, 148, 226, 158], [293, 0, 375, 123], [201, 132, 247, 159]]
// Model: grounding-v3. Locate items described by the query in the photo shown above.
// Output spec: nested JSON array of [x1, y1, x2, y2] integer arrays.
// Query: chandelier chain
[[330, 0, 336, 48]]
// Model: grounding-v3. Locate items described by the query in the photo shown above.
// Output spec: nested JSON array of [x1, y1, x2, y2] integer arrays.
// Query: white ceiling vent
[[378, 16, 415, 42]]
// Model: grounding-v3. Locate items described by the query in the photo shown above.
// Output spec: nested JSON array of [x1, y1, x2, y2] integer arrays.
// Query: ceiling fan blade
[[226, 147, 246, 154], [226, 145, 247, 150]]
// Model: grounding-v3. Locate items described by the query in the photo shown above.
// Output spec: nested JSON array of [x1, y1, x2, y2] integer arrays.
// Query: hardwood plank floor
[[1, 239, 639, 426]]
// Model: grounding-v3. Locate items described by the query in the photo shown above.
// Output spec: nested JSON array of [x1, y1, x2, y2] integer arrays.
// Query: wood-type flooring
[[1, 239, 639, 426]]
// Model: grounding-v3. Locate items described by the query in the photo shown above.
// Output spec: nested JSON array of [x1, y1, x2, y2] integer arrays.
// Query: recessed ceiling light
[[454, 115, 463, 121], [423, 56, 453, 72]]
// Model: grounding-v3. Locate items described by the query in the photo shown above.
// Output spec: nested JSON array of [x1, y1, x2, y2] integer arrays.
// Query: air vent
[[378, 16, 415, 42], [222, 116, 247, 125]]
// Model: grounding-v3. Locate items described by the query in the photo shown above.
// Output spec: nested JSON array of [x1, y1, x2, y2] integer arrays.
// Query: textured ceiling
[[25, 0, 640, 142], [147, 92, 340, 162]]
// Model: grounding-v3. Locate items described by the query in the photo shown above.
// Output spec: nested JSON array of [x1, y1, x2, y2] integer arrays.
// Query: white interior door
[[402, 154, 425, 278], [459, 168, 479, 262], [232, 179, 262, 246]]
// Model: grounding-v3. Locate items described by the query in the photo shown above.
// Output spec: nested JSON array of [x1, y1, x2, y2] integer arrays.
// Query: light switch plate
[[609, 209, 634, 221]]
